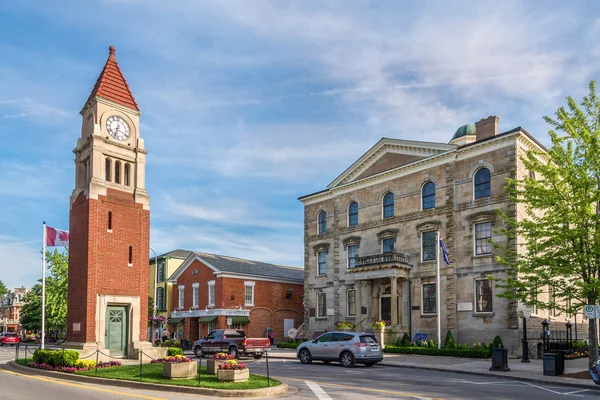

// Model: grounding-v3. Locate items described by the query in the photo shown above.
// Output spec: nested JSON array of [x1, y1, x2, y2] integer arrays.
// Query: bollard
[[139, 351, 143, 382], [197, 357, 201, 387], [95, 350, 99, 377], [266, 350, 270, 387], [15, 343, 18, 363], [62, 348, 65, 370]]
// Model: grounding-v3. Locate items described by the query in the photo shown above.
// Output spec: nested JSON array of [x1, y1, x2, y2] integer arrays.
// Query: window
[[115, 161, 121, 184], [124, 163, 131, 186], [208, 320, 216, 333], [317, 292, 327, 318], [317, 251, 327, 275], [528, 170, 535, 180], [475, 222, 492, 255], [316, 333, 333, 342], [474, 168, 491, 199], [383, 192, 394, 218], [193, 285, 199, 308], [347, 245, 357, 269], [208, 281, 215, 306], [422, 181, 435, 210], [105, 158, 111, 181], [108, 211, 112, 230], [156, 287, 164, 311], [422, 231, 436, 261], [348, 202, 358, 226], [128, 246, 133, 265], [475, 279, 493, 313], [347, 289, 356, 317], [178, 286, 184, 309], [422, 283, 436, 314], [318, 211, 327, 234], [245, 282, 255, 306], [157, 261, 165, 283], [382, 238, 394, 253]]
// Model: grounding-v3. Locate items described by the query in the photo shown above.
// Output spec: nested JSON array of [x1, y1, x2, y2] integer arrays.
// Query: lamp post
[[565, 321, 573, 350], [541, 319, 550, 353], [519, 309, 530, 363], [150, 247, 158, 347]]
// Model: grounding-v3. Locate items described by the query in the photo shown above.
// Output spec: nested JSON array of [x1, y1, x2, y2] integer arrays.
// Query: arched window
[[124, 163, 131, 186], [105, 158, 111, 181], [474, 168, 491, 199], [422, 181, 435, 210], [383, 192, 394, 218], [318, 211, 327, 234], [115, 161, 121, 184], [348, 202, 358, 226]]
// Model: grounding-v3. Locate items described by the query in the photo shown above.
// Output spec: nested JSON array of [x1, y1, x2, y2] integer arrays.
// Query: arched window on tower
[[105, 158, 111, 182], [115, 161, 121, 184], [124, 163, 130, 186]]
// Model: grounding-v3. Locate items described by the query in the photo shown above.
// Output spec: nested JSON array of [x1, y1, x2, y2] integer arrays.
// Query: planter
[[206, 359, 218, 375], [489, 348, 510, 372], [372, 328, 385, 347], [162, 362, 196, 379], [217, 368, 249, 382]]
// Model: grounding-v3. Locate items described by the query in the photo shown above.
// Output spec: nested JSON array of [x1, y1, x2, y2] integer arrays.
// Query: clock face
[[106, 115, 130, 141]]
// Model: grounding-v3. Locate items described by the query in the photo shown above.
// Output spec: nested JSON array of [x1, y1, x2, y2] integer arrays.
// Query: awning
[[230, 316, 250, 323], [167, 318, 184, 324], [198, 316, 217, 323]]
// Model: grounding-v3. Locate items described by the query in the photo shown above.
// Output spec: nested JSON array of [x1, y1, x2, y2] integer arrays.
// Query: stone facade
[[0, 287, 29, 333], [299, 116, 584, 353]]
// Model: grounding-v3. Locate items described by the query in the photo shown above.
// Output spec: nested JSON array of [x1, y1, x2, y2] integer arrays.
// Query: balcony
[[349, 252, 412, 277]]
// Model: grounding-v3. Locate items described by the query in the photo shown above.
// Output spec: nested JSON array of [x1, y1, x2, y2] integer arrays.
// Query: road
[[0, 347, 597, 399]]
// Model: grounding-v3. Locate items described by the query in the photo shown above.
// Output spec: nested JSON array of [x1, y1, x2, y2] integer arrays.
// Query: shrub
[[277, 342, 301, 349], [334, 321, 355, 329], [400, 333, 411, 347], [75, 359, 96, 369], [161, 339, 180, 348], [32, 349, 79, 367], [384, 346, 490, 358], [489, 335, 504, 349], [167, 347, 184, 357], [444, 330, 456, 349]]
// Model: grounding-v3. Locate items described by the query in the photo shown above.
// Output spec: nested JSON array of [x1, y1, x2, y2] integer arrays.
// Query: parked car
[[1, 333, 21, 346], [296, 331, 383, 368], [193, 329, 271, 359]]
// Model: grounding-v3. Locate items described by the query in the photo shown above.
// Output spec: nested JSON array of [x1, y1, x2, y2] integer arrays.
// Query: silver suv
[[296, 331, 383, 367]]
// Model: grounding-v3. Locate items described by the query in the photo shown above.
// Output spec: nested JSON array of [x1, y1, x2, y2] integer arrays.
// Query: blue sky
[[1, 0, 599, 289]]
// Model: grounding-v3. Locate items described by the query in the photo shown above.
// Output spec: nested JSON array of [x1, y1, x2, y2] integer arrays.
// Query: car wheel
[[364, 362, 375, 367], [194, 346, 204, 358], [298, 349, 312, 364], [340, 351, 355, 368], [254, 354, 263, 360], [228, 347, 239, 359]]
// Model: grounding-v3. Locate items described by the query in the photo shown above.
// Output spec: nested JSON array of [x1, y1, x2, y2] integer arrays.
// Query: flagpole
[[437, 230, 441, 349], [42, 221, 46, 350]]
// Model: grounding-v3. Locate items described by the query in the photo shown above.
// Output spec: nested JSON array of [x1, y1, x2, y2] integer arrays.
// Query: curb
[[7, 361, 290, 398]]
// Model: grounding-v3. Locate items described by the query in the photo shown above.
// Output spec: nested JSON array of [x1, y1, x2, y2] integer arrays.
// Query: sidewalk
[[264, 348, 600, 389]]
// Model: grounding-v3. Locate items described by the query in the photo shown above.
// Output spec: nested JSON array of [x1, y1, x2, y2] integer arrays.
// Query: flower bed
[[371, 320, 391, 329], [27, 360, 122, 373], [565, 349, 589, 359], [207, 353, 236, 374], [334, 321, 355, 330], [217, 360, 249, 382], [384, 345, 490, 358]]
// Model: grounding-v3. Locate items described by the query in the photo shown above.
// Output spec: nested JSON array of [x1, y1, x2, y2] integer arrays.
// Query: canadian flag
[[46, 226, 69, 247]]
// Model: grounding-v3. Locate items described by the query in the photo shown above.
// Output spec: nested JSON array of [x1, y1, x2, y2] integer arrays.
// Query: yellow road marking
[[0, 368, 166, 400], [274, 375, 445, 400]]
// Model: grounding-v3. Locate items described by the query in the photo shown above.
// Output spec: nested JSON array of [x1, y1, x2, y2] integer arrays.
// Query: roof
[[452, 123, 476, 140], [149, 249, 193, 263], [82, 46, 139, 112], [168, 251, 304, 283]]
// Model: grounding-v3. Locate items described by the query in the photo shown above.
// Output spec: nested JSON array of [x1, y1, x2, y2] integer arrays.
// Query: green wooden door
[[105, 306, 128, 356]]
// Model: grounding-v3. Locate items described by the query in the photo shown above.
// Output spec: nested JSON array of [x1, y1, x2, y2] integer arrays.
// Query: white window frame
[[317, 251, 327, 276], [192, 283, 199, 308], [346, 289, 356, 317], [347, 245, 357, 269], [317, 292, 326, 318], [178, 285, 184, 310], [474, 221, 493, 255], [474, 279, 493, 313], [208, 280, 215, 306], [244, 281, 255, 306], [421, 283, 436, 315]]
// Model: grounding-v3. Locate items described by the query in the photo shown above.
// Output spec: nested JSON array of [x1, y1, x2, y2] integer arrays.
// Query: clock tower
[[67, 46, 151, 358]]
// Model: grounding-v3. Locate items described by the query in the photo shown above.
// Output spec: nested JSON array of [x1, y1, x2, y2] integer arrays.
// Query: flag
[[46, 226, 69, 247], [439, 234, 449, 265]]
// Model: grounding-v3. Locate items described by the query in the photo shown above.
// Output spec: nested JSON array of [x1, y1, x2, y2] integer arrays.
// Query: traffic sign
[[584, 305, 600, 319]]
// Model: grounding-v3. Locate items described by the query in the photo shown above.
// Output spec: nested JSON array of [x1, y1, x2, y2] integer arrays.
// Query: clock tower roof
[[82, 46, 140, 113]]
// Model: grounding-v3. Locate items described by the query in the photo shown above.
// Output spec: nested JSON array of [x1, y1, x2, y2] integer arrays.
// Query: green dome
[[452, 124, 476, 140]]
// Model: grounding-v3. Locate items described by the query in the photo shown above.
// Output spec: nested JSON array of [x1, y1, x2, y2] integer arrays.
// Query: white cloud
[[0, 241, 42, 289]]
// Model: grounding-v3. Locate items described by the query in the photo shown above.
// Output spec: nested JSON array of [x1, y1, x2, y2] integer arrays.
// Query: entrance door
[[380, 297, 391, 323], [283, 319, 294, 338], [105, 306, 128, 356]]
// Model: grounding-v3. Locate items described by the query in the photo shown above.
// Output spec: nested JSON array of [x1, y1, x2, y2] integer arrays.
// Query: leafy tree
[[444, 330, 456, 349], [0, 280, 7, 297], [20, 284, 42, 331], [495, 81, 600, 367]]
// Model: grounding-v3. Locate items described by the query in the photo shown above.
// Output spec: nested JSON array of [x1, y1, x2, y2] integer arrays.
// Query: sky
[[1, 0, 599, 290]]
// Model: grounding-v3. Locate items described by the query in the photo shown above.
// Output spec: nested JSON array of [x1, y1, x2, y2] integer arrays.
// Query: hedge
[[32, 349, 80, 367], [384, 346, 491, 358], [277, 342, 301, 349], [167, 347, 184, 356]]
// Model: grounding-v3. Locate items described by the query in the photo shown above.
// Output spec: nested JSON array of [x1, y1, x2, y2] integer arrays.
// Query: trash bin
[[489, 348, 510, 371], [543, 353, 560, 376], [554, 350, 565, 375]]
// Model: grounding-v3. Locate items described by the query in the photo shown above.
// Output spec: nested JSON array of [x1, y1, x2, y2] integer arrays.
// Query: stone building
[[299, 116, 581, 352], [0, 287, 29, 333]]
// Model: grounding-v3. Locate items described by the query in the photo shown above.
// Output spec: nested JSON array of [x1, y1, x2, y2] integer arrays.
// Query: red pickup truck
[[192, 329, 271, 359]]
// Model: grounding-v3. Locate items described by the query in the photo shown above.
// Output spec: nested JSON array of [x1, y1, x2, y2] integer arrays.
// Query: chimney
[[475, 116, 499, 141]]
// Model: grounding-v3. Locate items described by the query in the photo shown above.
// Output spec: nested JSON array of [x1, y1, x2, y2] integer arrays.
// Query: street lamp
[[150, 247, 158, 347], [518, 308, 530, 363], [541, 319, 550, 353]]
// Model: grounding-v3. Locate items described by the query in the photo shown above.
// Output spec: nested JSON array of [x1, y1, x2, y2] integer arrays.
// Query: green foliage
[[0, 280, 7, 297], [400, 332, 411, 347], [384, 346, 490, 358], [490, 335, 504, 349], [444, 330, 456, 349], [167, 347, 184, 356], [20, 284, 42, 331], [160, 340, 180, 348], [32, 349, 79, 367]]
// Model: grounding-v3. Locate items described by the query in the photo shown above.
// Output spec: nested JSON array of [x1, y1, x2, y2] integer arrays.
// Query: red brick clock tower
[[67, 46, 151, 358]]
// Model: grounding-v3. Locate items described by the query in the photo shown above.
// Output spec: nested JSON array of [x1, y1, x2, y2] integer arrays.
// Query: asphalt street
[[1, 347, 599, 400]]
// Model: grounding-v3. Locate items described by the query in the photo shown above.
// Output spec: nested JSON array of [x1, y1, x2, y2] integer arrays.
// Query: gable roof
[[149, 249, 193, 263], [168, 251, 304, 283], [82, 46, 139, 112]]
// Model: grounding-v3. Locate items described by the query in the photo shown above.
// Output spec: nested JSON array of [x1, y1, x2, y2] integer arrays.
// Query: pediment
[[328, 138, 456, 189]]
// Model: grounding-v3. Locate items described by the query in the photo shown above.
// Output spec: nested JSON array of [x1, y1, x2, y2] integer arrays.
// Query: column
[[402, 279, 409, 328], [355, 281, 361, 328], [391, 277, 398, 326]]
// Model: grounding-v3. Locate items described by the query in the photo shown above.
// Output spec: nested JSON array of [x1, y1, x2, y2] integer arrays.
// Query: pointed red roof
[[82, 46, 139, 112]]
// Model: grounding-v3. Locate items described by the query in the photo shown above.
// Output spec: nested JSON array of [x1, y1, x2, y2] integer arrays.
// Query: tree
[[20, 250, 68, 335], [0, 280, 7, 297], [495, 81, 600, 367]]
